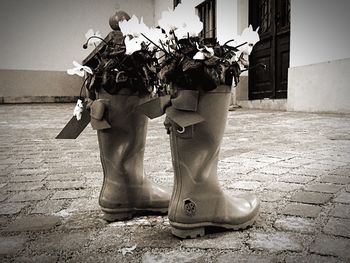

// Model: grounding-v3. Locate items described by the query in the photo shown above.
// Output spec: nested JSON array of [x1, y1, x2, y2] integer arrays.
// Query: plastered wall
[[288, 0, 350, 113], [290, 0, 350, 67], [0, 0, 155, 71], [0, 0, 155, 99]]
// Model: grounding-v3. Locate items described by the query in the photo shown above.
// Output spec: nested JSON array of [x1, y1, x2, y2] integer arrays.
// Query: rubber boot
[[95, 89, 170, 221], [168, 86, 260, 238]]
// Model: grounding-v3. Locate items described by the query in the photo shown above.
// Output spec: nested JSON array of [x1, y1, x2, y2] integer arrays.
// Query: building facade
[[1, 0, 349, 113]]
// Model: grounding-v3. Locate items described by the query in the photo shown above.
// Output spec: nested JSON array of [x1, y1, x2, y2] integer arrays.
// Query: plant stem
[[141, 33, 168, 55]]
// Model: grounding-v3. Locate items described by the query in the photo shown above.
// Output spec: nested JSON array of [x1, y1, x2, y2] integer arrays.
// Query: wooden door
[[248, 0, 290, 99]]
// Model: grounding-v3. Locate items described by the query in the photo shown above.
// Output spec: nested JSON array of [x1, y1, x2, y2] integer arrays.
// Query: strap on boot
[[87, 99, 111, 130]]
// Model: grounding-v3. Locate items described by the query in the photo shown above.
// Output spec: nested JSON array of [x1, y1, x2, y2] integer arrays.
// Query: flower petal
[[72, 61, 81, 68], [158, 1, 203, 37], [124, 36, 142, 55], [76, 70, 85, 77], [82, 66, 93, 75], [73, 99, 84, 120], [193, 51, 205, 60], [204, 46, 214, 57], [66, 68, 78, 75]]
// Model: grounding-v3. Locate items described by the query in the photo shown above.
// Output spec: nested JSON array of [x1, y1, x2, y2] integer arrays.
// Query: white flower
[[119, 15, 149, 38], [67, 61, 93, 77], [193, 51, 205, 60], [241, 25, 260, 44], [85, 29, 102, 46], [158, 8, 179, 33], [119, 15, 168, 54], [73, 99, 83, 121], [142, 27, 167, 51], [225, 25, 260, 61], [238, 25, 260, 55], [193, 43, 214, 60], [182, 17, 203, 39], [158, 0, 203, 39], [119, 15, 169, 54], [124, 36, 143, 55]]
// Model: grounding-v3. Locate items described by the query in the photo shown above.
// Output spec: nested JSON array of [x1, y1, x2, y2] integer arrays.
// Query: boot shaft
[[168, 86, 232, 222], [96, 89, 149, 208], [97, 89, 148, 176]]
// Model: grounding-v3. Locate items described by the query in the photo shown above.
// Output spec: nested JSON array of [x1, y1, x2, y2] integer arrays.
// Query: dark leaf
[[182, 57, 202, 72]]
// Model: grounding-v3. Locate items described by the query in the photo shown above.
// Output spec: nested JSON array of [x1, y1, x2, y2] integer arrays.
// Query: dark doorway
[[248, 0, 290, 100]]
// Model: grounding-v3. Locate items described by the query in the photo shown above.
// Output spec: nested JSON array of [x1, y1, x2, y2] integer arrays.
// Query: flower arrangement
[[66, 1, 261, 120], [67, 26, 163, 104], [116, 0, 260, 91]]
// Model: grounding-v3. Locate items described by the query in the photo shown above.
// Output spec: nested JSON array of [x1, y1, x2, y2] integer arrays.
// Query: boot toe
[[225, 193, 260, 225], [244, 193, 260, 219], [244, 194, 260, 211]]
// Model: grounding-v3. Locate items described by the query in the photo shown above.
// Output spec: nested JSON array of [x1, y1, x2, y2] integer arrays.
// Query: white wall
[[0, 0, 155, 72], [290, 0, 350, 67], [0, 0, 155, 99], [288, 58, 350, 113], [288, 0, 350, 113]]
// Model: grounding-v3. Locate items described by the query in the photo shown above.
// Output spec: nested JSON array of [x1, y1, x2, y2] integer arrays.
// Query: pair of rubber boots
[[95, 87, 260, 239]]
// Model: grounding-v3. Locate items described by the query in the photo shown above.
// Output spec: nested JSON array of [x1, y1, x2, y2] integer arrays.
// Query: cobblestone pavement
[[0, 103, 350, 262]]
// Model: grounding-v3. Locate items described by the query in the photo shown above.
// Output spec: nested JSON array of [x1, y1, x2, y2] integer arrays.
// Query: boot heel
[[103, 212, 133, 222], [171, 227, 205, 239]]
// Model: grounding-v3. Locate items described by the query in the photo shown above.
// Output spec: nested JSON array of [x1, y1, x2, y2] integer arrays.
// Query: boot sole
[[169, 215, 258, 239], [102, 207, 168, 222]]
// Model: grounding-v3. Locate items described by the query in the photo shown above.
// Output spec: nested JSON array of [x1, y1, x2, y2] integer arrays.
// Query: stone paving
[[0, 103, 350, 262]]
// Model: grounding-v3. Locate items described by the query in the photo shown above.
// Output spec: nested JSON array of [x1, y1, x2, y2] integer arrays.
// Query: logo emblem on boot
[[184, 198, 196, 216]]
